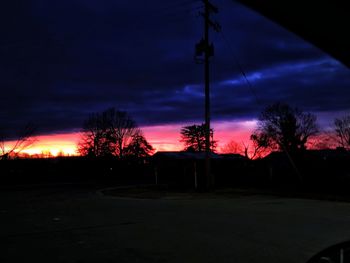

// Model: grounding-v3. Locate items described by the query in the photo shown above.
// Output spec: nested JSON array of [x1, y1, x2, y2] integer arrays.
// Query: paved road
[[1, 185, 350, 263]]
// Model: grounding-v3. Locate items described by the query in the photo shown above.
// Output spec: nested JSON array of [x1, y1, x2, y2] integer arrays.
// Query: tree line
[[79, 102, 350, 160], [179, 102, 350, 159], [222, 102, 350, 159], [2, 102, 350, 160]]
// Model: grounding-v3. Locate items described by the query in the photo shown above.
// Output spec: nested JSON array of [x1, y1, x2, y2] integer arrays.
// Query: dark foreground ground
[[1, 184, 350, 263]]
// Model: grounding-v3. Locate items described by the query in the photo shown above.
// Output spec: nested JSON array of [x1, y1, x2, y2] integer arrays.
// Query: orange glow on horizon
[[16, 133, 80, 157], [6, 120, 258, 157]]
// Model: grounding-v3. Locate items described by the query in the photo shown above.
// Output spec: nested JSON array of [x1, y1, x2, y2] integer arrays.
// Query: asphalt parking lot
[[1, 184, 350, 263]]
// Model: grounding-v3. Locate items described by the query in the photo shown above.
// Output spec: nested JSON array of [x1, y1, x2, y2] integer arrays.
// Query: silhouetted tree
[[334, 115, 350, 150], [221, 139, 267, 159], [180, 123, 216, 152], [0, 123, 36, 160], [221, 140, 243, 154], [107, 109, 138, 158], [251, 103, 318, 154], [78, 108, 138, 158], [242, 140, 269, 160], [124, 132, 154, 158], [308, 131, 336, 150], [77, 111, 110, 157]]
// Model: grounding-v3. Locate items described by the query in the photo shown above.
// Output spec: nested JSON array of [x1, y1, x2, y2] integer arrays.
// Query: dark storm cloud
[[1, 0, 350, 138], [212, 57, 350, 120]]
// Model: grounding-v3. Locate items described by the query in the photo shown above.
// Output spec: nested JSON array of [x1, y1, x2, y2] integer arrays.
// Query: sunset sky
[[2, 0, 350, 155]]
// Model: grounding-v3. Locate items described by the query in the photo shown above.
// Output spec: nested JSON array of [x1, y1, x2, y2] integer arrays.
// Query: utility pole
[[195, 0, 220, 190]]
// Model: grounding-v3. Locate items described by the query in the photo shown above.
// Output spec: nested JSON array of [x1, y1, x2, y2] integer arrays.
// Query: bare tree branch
[[78, 108, 143, 158], [251, 102, 319, 155], [334, 115, 350, 150], [0, 122, 37, 160]]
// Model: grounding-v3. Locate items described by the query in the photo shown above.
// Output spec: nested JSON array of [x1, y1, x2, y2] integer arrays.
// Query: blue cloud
[[1, 0, 350, 138]]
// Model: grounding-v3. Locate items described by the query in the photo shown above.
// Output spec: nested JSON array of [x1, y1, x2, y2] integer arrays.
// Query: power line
[[219, 30, 262, 106], [220, 24, 302, 179], [154, 0, 201, 12]]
